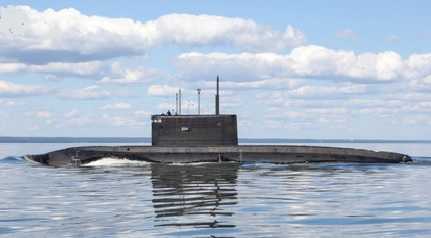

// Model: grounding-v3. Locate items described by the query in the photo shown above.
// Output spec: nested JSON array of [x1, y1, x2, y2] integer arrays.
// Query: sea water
[[1, 142, 431, 237]]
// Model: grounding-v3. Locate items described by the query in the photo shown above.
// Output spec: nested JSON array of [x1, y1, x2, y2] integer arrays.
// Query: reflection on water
[[151, 163, 238, 231], [236, 162, 431, 237], [1, 142, 431, 237]]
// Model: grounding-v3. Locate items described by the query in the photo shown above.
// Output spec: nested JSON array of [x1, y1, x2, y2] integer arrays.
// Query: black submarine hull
[[25, 145, 412, 167]]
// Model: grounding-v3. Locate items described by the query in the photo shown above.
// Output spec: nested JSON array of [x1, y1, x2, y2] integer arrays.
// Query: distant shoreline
[[0, 137, 430, 144]]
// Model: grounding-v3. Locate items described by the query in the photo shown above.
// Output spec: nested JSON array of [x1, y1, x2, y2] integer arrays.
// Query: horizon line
[[0, 136, 430, 143]]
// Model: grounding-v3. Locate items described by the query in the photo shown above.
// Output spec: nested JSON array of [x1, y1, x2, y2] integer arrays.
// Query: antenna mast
[[175, 92, 178, 115], [179, 89, 182, 115], [215, 75, 220, 115], [197, 88, 201, 115]]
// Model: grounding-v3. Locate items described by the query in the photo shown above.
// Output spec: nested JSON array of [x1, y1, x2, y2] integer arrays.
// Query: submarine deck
[[26, 145, 412, 167]]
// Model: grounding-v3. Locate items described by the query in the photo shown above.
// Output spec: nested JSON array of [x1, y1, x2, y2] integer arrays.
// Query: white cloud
[[255, 84, 431, 131], [177, 45, 431, 83], [336, 29, 357, 39], [64, 109, 79, 118], [33, 111, 52, 119], [386, 35, 400, 43], [147, 84, 179, 96], [289, 84, 368, 98], [0, 5, 151, 63], [0, 61, 106, 79], [0, 80, 47, 97], [101, 102, 131, 110], [28, 61, 106, 77], [60, 115, 94, 127], [158, 102, 176, 111], [202, 78, 304, 90], [0, 63, 26, 73], [1, 6, 430, 138], [98, 66, 158, 84], [151, 14, 305, 50], [60, 85, 111, 100], [0, 6, 305, 65], [265, 106, 349, 126], [410, 74, 431, 91], [0, 99, 15, 107], [158, 100, 197, 113], [0, 60, 159, 85], [101, 114, 145, 127], [134, 110, 151, 117], [26, 110, 55, 127]]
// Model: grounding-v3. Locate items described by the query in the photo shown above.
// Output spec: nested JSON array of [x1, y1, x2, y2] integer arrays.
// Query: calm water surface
[[1, 143, 431, 237]]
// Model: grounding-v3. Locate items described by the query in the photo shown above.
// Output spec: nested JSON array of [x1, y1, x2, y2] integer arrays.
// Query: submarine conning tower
[[151, 76, 238, 147]]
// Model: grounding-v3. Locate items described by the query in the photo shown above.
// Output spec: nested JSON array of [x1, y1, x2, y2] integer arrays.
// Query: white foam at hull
[[82, 157, 151, 167]]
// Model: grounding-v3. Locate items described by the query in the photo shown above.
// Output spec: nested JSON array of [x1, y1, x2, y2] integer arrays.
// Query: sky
[[0, 0, 430, 139]]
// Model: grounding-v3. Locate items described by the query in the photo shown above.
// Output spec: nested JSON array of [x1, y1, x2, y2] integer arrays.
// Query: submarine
[[26, 76, 412, 167]]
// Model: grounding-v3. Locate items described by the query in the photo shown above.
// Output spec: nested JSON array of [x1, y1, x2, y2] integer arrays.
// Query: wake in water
[[82, 157, 237, 167], [0, 156, 24, 164], [80, 156, 430, 168], [81, 157, 151, 167], [410, 156, 431, 165]]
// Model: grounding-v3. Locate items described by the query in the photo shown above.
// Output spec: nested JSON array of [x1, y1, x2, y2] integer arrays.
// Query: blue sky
[[0, 1, 430, 139]]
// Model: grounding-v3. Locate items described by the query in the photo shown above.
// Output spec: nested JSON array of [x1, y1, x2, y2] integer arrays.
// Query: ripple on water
[[1, 156, 431, 237], [0, 156, 24, 164]]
